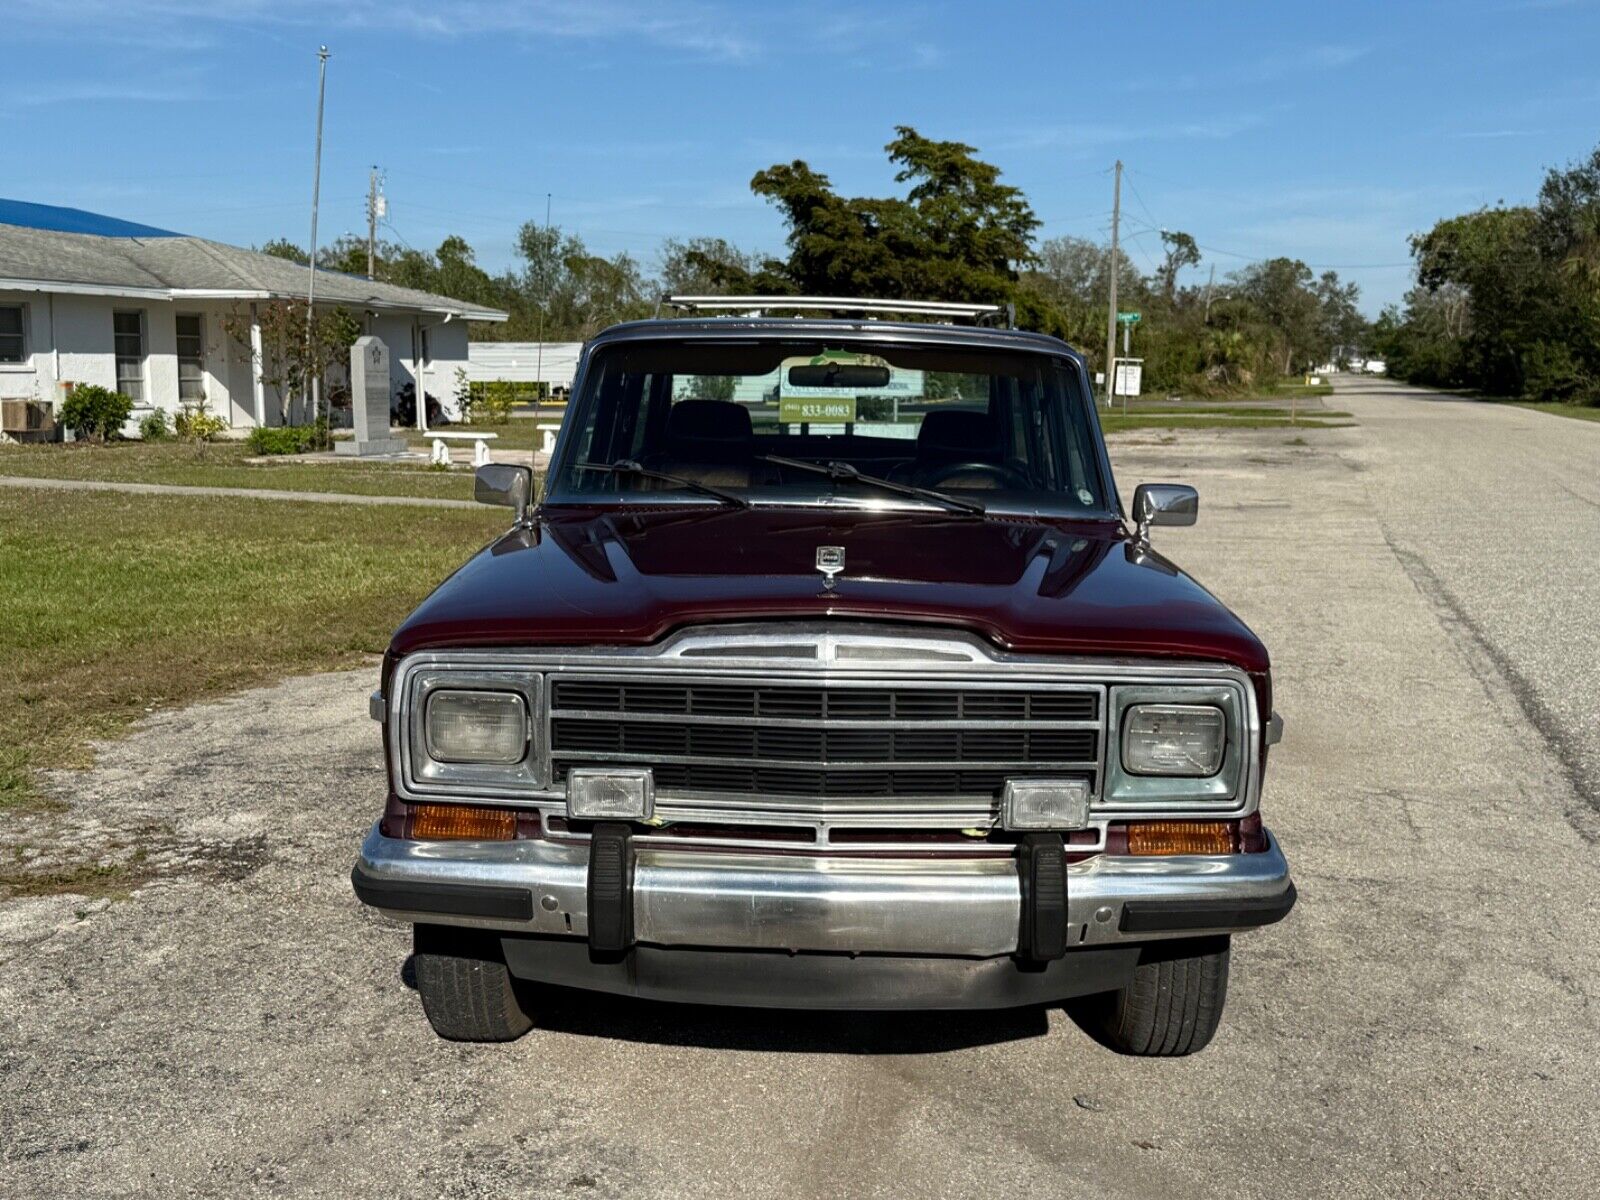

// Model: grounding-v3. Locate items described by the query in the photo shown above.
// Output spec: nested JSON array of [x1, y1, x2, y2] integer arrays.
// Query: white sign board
[[1113, 361, 1143, 398]]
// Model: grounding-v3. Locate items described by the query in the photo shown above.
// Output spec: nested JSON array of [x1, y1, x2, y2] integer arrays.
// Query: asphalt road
[[3, 377, 1596, 1198]]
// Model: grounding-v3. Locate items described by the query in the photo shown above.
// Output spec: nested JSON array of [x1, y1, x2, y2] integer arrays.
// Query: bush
[[60, 384, 134, 442], [174, 400, 228, 443], [138, 410, 172, 441], [462, 379, 519, 425], [1522, 340, 1592, 404], [246, 426, 319, 455]]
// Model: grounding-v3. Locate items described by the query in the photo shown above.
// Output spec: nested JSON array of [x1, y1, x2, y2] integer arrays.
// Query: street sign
[[1117, 311, 1140, 324], [1113, 359, 1143, 398]]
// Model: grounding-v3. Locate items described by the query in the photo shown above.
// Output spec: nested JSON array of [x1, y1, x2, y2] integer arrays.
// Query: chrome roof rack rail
[[659, 295, 1011, 327]]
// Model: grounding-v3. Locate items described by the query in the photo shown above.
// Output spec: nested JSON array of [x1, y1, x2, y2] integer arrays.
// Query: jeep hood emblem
[[816, 545, 845, 589]]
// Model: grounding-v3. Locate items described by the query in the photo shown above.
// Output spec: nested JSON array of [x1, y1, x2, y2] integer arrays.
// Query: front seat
[[654, 399, 757, 487], [904, 409, 1010, 488]]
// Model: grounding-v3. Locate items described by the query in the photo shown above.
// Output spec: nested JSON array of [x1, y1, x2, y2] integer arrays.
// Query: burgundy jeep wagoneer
[[353, 297, 1295, 1055]]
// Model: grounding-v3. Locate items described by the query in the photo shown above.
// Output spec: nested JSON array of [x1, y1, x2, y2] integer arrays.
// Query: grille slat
[[550, 681, 1100, 803], [549, 678, 1101, 802]]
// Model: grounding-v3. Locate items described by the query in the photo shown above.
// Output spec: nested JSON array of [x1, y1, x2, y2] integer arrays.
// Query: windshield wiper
[[570, 459, 751, 509], [756, 454, 987, 517]]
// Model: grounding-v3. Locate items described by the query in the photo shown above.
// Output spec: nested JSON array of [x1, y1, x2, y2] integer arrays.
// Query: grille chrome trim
[[545, 672, 1103, 806], [388, 622, 1261, 834]]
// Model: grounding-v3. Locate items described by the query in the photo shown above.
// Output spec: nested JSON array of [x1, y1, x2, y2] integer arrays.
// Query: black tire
[[1097, 937, 1230, 1056], [412, 924, 533, 1042]]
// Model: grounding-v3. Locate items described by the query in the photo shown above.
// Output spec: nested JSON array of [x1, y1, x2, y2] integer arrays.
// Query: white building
[[0, 198, 506, 431], [466, 341, 584, 395]]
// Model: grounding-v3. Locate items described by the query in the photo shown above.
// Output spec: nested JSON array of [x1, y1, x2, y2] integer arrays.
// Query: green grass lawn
[[1509, 401, 1600, 423], [394, 420, 557, 454], [0, 440, 480, 499], [0, 488, 503, 810]]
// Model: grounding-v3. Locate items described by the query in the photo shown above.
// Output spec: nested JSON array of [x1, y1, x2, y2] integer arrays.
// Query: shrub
[[174, 399, 228, 443], [1521, 341, 1591, 404], [60, 384, 134, 442], [461, 379, 519, 425], [138, 410, 172, 441], [246, 426, 318, 455]]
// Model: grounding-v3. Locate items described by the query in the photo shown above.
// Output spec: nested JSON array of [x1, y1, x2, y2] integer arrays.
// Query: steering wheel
[[918, 460, 1030, 490]]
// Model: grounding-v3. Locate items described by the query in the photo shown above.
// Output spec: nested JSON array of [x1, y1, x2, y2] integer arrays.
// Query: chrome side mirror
[[474, 463, 534, 525], [1131, 483, 1198, 543]]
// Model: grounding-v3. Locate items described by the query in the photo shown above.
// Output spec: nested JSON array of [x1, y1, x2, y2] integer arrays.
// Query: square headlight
[[567, 768, 654, 821], [1002, 778, 1091, 831], [1121, 704, 1226, 777], [424, 689, 529, 764]]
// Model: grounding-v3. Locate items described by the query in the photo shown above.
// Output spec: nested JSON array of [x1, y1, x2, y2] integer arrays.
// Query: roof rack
[[659, 294, 1011, 327]]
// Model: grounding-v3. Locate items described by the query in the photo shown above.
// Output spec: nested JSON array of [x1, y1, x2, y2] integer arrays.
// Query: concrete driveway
[[3, 377, 1596, 1198]]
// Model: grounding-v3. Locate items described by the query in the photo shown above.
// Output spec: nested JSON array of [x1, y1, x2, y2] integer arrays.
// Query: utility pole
[[365, 166, 385, 281], [1203, 263, 1216, 323], [304, 45, 330, 428], [1103, 160, 1122, 408], [533, 191, 551, 422]]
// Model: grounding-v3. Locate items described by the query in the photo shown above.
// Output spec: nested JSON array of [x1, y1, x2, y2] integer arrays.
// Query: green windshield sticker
[[779, 396, 857, 423]]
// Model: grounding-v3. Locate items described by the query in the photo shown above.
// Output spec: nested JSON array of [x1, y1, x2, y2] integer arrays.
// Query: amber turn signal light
[[410, 803, 516, 841], [1125, 820, 1237, 856]]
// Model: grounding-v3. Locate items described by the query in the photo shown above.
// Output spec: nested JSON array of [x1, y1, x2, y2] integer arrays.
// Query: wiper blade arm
[[571, 459, 751, 509], [756, 454, 986, 516]]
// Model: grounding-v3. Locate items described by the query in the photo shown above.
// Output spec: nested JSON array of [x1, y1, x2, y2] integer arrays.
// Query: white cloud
[[11, 0, 764, 62]]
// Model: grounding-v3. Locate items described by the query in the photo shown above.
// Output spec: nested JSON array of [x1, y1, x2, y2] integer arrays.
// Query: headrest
[[665, 399, 753, 457], [916, 408, 1000, 464]]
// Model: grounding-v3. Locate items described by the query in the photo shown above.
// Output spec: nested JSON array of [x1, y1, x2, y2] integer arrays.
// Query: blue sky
[[11, 0, 1600, 314]]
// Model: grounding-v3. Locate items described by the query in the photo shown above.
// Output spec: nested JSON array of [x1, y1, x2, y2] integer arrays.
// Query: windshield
[[547, 338, 1111, 516]]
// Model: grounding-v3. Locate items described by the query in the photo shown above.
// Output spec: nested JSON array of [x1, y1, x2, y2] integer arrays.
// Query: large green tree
[[731, 127, 1041, 307], [1382, 141, 1600, 402]]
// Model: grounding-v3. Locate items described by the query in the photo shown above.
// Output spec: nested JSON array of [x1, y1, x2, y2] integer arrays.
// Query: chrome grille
[[548, 677, 1103, 805]]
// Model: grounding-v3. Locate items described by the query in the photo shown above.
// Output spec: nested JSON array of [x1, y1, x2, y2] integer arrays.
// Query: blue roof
[[0, 198, 182, 238]]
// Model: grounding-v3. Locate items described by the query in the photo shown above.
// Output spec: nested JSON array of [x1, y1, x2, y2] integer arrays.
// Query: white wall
[[369, 312, 469, 422], [2, 289, 470, 430], [467, 341, 582, 391]]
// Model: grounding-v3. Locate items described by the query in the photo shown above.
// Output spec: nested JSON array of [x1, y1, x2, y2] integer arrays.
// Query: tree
[[658, 237, 761, 296], [1230, 258, 1324, 374], [1156, 231, 1200, 304], [221, 300, 360, 430], [739, 126, 1042, 306], [259, 238, 309, 265], [509, 221, 653, 341], [1315, 271, 1366, 364]]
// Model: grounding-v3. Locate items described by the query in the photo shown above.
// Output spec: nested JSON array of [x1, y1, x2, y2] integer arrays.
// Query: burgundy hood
[[391, 506, 1268, 675]]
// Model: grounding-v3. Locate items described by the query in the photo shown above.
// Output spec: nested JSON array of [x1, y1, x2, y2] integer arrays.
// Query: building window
[[0, 304, 25, 364], [113, 310, 145, 401], [175, 313, 205, 402]]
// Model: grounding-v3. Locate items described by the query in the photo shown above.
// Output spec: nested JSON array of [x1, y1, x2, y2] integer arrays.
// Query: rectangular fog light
[[567, 768, 654, 821], [1002, 778, 1091, 831]]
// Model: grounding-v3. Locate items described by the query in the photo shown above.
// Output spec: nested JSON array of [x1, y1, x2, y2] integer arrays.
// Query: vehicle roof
[[587, 316, 1086, 363]]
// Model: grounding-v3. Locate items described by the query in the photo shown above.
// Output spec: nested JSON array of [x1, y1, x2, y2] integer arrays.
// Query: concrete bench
[[429, 430, 498, 467]]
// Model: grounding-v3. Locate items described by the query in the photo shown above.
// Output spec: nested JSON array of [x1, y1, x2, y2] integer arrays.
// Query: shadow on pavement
[[399, 952, 1053, 1052], [522, 983, 1054, 1053]]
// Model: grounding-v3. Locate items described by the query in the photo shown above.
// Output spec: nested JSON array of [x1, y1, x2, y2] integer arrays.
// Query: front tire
[[1096, 937, 1230, 1056], [413, 924, 533, 1042]]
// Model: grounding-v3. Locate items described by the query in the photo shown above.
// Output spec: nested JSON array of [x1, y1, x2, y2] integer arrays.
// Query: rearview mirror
[[787, 363, 892, 389], [475, 463, 534, 524], [1130, 483, 1198, 542]]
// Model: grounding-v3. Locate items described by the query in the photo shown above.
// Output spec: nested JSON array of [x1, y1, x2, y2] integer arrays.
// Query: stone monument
[[335, 335, 408, 456]]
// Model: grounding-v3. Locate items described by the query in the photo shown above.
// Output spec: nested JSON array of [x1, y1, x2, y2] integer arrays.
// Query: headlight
[[424, 689, 529, 764], [1121, 704, 1225, 777]]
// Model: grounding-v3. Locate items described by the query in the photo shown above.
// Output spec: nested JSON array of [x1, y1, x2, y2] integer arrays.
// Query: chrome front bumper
[[352, 823, 1295, 958]]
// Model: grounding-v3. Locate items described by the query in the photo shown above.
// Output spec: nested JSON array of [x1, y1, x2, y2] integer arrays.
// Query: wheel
[[1096, 937, 1230, 1056], [412, 924, 533, 1042]]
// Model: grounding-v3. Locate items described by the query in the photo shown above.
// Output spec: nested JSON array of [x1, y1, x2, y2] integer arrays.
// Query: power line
[[1122, 173, 1161, 232]]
